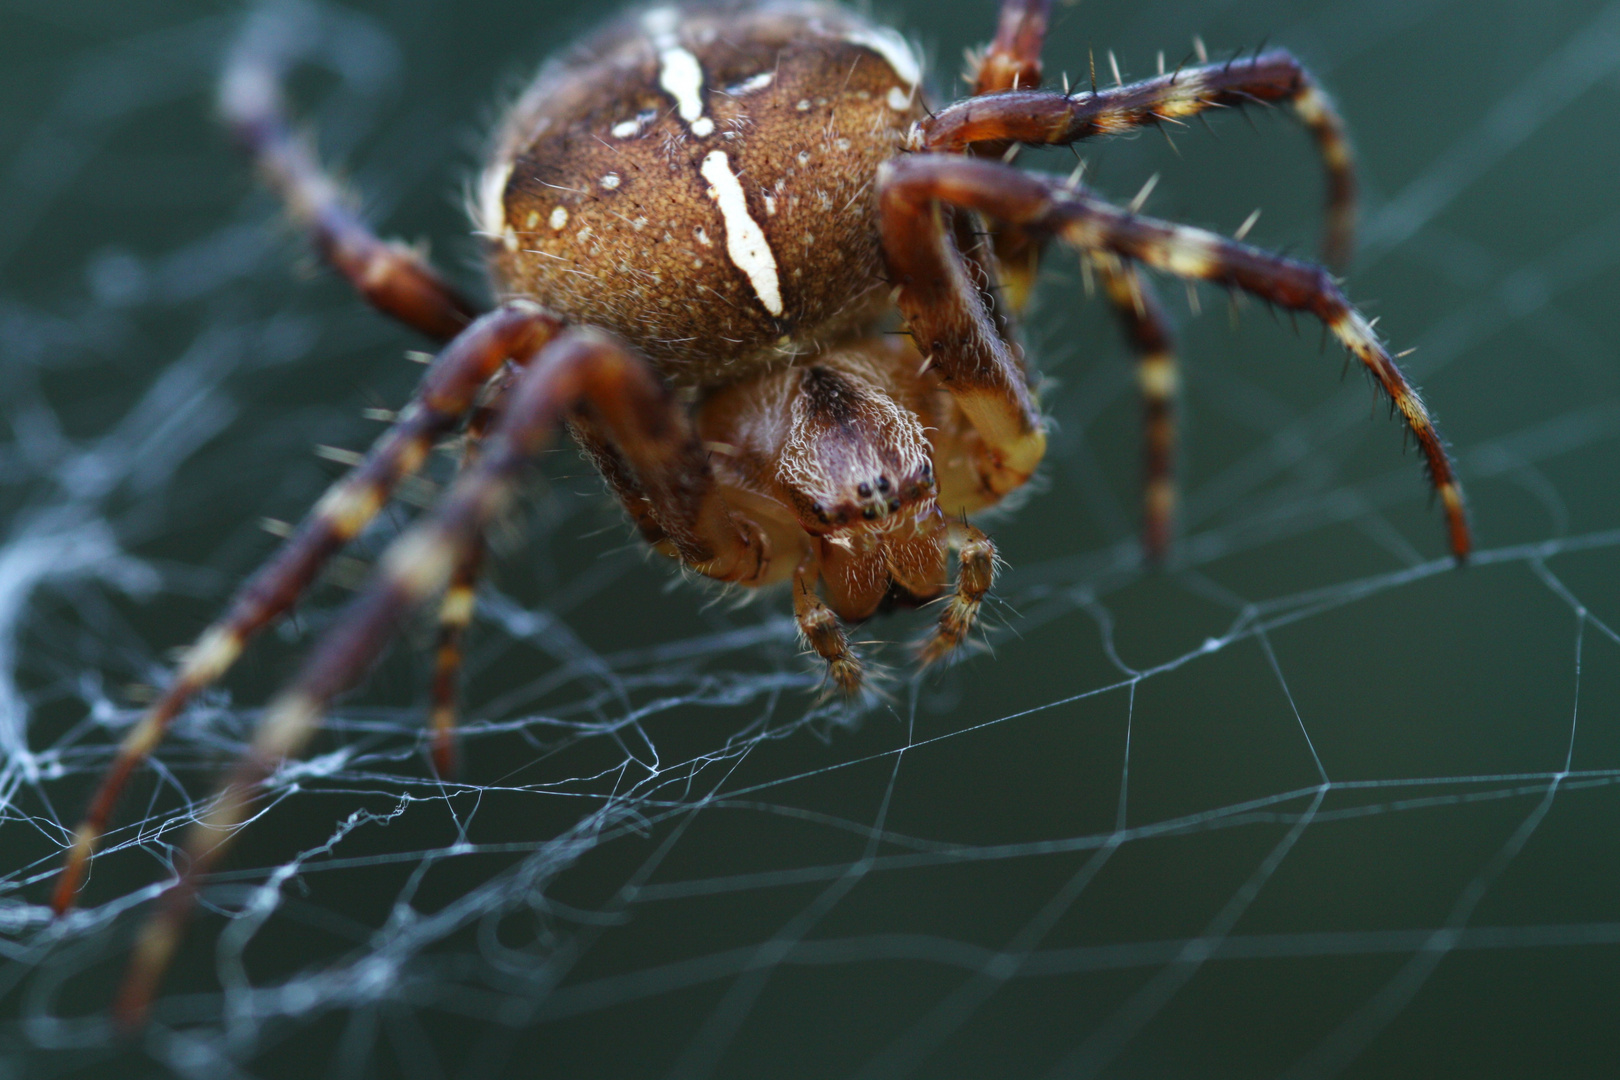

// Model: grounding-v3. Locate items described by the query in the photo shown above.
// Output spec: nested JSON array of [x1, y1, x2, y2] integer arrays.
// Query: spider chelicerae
[[54, 0, 1470, 1023]]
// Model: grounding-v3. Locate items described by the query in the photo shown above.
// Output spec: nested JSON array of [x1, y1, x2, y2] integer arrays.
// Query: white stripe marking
[[700, 150, 782, 316], [836, 25, 921, 86], [476, 159, 511, 236], [644, 7, 711, 136], [728, 72, 774, 95]]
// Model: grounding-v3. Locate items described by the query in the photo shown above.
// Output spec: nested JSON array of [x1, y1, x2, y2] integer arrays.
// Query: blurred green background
[[3, 0, 1620, 1076]]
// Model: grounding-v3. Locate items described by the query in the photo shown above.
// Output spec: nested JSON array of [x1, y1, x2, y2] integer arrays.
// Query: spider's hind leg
[[51, 304, 560, 917], [114, 328, 766, 1027], [425, 384, 510, 779], [220, 10, 481, 341]]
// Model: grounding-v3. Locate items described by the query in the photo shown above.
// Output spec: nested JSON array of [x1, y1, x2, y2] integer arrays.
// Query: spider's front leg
[[51, 303, 560, 916], [923, 48, 1357, 266], [793, 561, 863, 696], [879, 155, 1470, 559], [964, 0, 1183, 555], [220, 10, 481, 340], [960, 0, 1052, 319], [878, 171, 1046, 509], [917, 522, 999, 666], [113, 328, 764, 1028]]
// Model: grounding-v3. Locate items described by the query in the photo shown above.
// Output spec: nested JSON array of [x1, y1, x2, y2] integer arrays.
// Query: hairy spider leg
[[963, 0, 1052, 316], [921, 48, 1358, 267], [880, 155, 1471, 558], [51, 304, 561, 917], [878, 173, 1047, 508], [955, 26, 1356, 556], [965, 0, 1182, 557], [973, 0, 1050, 96], [113, 328, 763, 1028], [428, 533, 486, 778], [219, 23, 480, 341], [1090, 254, 1181, 558], [793, 560, 863, 696], [426, 379, 513, 779], [917, 522, 999, 665], [877, 159, 1042, 664]]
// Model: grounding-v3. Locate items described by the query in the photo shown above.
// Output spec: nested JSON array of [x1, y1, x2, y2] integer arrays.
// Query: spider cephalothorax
[[53, 0, 1471, 1024]]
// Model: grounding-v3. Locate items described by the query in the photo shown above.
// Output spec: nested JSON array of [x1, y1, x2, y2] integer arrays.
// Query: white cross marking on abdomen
[[644, 8, 715, 138], [700, 150, 783, 317]]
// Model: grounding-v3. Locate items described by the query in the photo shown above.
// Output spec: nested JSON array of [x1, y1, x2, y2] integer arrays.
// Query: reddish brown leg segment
[[793, 562, 863, 696], [918, 524, 998, 665], [220, 32, 481, 341], [113, 328, 763, 1028], [1093, 254, 1180, 559], [51, 303, 561, 917], [921, 49, 1357, 266], [973, 0, 1050, 95], [966, 0, 1054, 317], [880, 155, 1469, 559], [425, 387, 509, 779], [428, 537, 484, 779], [878, 169, 1046, 504]]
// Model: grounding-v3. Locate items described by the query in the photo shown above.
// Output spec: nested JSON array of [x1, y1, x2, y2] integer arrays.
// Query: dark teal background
[[4, 0, 1620, 1077]]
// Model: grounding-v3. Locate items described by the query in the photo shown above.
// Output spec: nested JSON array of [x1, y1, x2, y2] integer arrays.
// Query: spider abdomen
[[479, 2, 925, 385]]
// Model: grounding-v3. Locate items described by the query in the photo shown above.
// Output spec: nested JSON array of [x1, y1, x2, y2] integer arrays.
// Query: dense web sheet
[[4, 0, 1620, 1076]]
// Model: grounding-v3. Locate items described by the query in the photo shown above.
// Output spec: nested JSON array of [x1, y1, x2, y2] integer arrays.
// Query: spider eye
[[857, 482, 872, 497], [876, 476, 890, 493], [863, 505, 879, 520]]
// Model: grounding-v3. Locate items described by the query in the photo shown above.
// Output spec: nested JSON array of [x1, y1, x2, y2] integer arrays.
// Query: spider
[[53, 0, 1469, 1026]]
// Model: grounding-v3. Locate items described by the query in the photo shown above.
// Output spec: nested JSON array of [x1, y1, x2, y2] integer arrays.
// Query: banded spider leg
[[53, 15, 509, 917], [948, 27, 1361, 553], [878, 155, 1470, 559], [113, 325, 764, 1027]]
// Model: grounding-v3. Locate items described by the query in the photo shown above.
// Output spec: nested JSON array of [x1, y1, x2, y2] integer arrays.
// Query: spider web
[[4, 0, 1620, 1075]]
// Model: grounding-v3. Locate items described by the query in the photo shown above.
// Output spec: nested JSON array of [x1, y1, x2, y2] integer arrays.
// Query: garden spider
[[53, 0, 1469, 1025]]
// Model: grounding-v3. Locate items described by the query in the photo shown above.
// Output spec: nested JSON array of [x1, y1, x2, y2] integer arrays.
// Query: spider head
[[778, 363, 938, 537]]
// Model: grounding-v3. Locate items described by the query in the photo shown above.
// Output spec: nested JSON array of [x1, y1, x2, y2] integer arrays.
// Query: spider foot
[[917, 526, 996, 667], [798, 597, 866, 697], [815, 654, 868, 700]]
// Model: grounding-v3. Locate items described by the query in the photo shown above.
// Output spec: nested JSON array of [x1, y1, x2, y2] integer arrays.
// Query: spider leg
[[1093, 254, 1180, 559], [879, 169, 1046, 507], [51, 303, 561, 917], [917, 522, 998, 666], [961, 0, 1054, 318], [972, 0, 1050, 96], [113, 327, 764, 1028], [219, 21, 481, 341], [921, 49, 1357, 266], [793, 560, 863, 696], [879, 155, 1470, 559], [428, 534, 485, 779], [425, 386, 510, 779]]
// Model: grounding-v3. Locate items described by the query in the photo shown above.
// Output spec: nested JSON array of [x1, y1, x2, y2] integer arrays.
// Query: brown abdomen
[[478, 1, 925, 386]]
